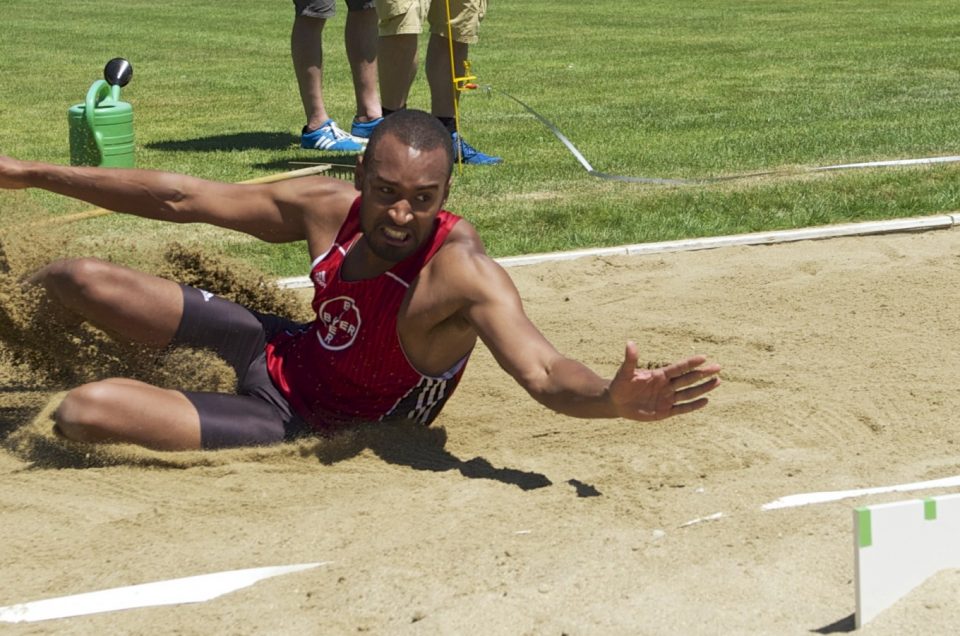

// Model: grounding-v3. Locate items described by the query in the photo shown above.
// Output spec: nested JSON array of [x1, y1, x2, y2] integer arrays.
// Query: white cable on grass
[[487, 86, 960, 184], [813, 155, 960, 171]]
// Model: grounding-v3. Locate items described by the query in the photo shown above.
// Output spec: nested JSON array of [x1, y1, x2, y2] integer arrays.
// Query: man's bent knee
[[32, 257, 113, 303], [54, 381, 124, 443]]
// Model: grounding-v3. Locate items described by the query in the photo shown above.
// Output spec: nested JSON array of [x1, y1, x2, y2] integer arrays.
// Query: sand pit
[[1, 225, 959, 634]]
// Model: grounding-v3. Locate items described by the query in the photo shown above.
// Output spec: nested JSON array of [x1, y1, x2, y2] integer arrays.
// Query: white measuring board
[[854, 492, 960, 628]]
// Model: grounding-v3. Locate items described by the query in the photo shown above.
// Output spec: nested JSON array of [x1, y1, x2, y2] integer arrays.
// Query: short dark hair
[[363, 109, 454, 173]]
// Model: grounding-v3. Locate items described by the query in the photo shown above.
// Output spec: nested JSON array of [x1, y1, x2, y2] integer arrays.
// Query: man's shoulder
[[292, 179, 357, 221], [278, 175, 354, 206], [297, 177, 356, 202], [430, 219, 510, 293], [435, 215, 485, 262]]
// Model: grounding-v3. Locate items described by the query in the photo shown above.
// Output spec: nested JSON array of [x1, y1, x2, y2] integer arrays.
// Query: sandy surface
[[2, 225, 960, 634]]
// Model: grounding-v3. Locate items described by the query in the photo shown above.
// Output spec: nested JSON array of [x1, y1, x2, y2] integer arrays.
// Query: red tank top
[[265, 197, 469, 432]]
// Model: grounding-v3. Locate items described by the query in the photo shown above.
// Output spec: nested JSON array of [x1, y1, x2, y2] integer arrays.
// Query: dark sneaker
[[452, 132, 502, 165], [300, 119, 365, 152]]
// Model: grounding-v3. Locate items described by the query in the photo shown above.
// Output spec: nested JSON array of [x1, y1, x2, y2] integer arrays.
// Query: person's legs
[[425, 33, 466, 120], [377, 34, 419, 111], [293, 0, 365, 151], [425, 0, 500, 165], [375, 0, 424, 111], [26, 259, 196, 449], [425, 0, 481, 118], [31, 260, 189, 448], [345, 1, 382, 132], [292, 14, 331, 131], [54, 380, 302, 451], [51, 284, 305, 451]]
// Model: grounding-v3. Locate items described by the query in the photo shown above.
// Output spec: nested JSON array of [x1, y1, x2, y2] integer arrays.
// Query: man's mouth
[[382, 226, 409, 243]]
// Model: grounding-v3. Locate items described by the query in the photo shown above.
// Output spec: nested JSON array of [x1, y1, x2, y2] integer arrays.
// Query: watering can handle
[[84, 80, 120, 160]]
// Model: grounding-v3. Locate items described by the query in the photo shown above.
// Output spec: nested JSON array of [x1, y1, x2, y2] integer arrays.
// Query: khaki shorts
[[376, 0, 486, 44]]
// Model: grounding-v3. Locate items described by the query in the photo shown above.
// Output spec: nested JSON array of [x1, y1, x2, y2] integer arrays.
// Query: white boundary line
[[762, 476, 960, 511], [277, 212, 960, 289]]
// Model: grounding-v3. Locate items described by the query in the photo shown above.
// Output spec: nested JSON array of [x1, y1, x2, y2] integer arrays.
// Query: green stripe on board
[[857, 508, 872, 548], [925, 498, 938, 521]]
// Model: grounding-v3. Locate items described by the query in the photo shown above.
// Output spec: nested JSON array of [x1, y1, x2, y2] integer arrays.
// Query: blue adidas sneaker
[[300, 119, 365, 152], [452, 132, 503, 165], [351, 117, 383, 139]]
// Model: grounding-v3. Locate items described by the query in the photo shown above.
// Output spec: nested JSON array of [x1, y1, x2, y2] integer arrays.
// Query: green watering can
[[68, 58, 135, 168]]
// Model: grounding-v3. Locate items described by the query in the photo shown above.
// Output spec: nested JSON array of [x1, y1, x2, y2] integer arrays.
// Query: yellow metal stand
[[444, 0, 478, 173]]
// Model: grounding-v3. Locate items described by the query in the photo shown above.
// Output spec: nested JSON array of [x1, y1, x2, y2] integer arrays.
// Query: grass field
[[1, 0, 959, 275]]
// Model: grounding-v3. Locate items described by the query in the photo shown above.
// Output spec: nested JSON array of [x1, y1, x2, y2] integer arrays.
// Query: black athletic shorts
[[173, 285, 311, 449]]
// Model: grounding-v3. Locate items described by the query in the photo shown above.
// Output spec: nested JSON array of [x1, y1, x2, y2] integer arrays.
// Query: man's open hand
[[608, 341, 721, 421]]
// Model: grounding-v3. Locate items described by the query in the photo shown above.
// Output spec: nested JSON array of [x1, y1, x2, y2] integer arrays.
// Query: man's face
[[356, 133, 452, 263]]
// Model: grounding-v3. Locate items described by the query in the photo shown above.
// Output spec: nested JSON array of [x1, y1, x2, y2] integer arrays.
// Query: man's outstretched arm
[[458, 254, 720, 422], [0, 156, 354, 243]]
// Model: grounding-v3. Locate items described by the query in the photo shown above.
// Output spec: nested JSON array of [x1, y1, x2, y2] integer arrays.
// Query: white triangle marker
[[0, 562, 329, 624]]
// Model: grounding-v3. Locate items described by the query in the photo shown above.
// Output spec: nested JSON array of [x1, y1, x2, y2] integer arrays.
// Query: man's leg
[[55, 378, 202, 451], [345, 4, 382, 135], [29, 257, 184, 347], [54, 379, 297, 451], [27, 258, 200, 450], [33, 265, 296, 451]]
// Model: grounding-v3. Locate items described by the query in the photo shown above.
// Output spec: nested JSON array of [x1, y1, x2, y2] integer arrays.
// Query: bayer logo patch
[[316, 296, 361, 351]]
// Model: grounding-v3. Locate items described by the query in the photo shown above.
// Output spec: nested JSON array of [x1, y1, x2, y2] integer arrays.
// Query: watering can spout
[[104, 57, 133, 88]]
